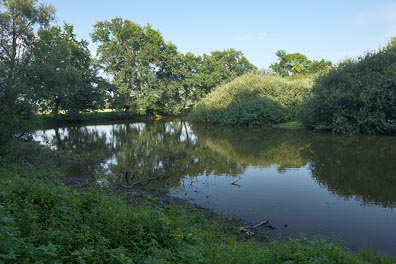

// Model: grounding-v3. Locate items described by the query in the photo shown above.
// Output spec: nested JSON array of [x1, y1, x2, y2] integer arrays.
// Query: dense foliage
[[0, 1, 256, 144], [91, 18, 256, 115], [1, 1, 395, 262], [301, 39, 396, 134], [0, 0, 54, 143], [31, 24, 106, 117], [0, 143, 393, 263], [0, 0, 107, 142], [191, 73, 313, 126], [270, 50, 332, 77]]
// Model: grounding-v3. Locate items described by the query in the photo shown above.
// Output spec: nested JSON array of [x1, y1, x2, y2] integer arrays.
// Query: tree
[[177, 52, 203, 112], [0, 0, 54, 143], [142, 41, 183, 115], [31, 24, 105, 118], [198, 49, 257, 96], [92, 18, 258, 115], [157, 49, 257, 114], [270, 50, 331, 77], [92, 18, 178, 114]]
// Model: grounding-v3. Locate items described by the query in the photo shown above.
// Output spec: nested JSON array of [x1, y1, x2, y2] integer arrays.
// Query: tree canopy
[[270, 50, 332, 77], [0, 0, 55, 142], [92, 18, 174, 114], [92, 18, 256, 115], [31, 24, 105, 117], [6, 0, 394, 140]]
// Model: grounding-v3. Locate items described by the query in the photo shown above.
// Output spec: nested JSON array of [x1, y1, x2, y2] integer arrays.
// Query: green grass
[[0, 142, 394, 263], [33, 110, 134, 125], [30, 111, 177, 130], [277, 121, 302, 126], [273, 120, 305, 129]]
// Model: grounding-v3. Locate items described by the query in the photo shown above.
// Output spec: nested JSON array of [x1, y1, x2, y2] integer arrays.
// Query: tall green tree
[[175, 49, 257, 112], [0, 0, 54, 142], [92, 18, 178, 114], [199, 49, 257, 96], [142, 41, 182, 115], [31, 24, 105, 117], [177, 52, 203, 112], [270, 50, 331, 77]]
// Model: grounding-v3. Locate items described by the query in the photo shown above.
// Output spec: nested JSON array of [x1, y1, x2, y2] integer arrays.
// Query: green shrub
[[191, 73, 313, 126], [301, 39, 396, 135]]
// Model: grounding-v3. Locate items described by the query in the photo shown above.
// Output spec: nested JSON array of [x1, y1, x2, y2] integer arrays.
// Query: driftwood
[[120, 176, 162, 189], [119, 167, 164, 189], [231, 177, 241, 188], [239, 220, 270, 235]]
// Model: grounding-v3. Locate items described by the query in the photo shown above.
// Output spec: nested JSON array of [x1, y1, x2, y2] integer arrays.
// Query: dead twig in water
[[120, 176, 162, 189], [231, 176, 241, 188], [239, 220, 270, 235]]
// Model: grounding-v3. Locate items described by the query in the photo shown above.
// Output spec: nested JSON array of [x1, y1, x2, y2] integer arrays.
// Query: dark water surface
[[34, 120, 396, 255]]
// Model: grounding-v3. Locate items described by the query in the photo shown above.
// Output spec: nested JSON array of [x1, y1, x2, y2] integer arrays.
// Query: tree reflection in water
[[35, 121, 396, 208]]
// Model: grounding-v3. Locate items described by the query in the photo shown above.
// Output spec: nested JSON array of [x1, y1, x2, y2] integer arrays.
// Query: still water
[[34, 120, 396, 255]]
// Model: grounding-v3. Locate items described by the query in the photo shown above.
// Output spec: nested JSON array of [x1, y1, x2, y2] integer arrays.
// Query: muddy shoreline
[[59, 174, 271, 242]]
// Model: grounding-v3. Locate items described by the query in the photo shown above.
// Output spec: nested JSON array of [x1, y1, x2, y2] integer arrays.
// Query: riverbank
[[32, 111, 154, 128], [0, 140, 394, 263], [272, 121, 306, 129], [32, 112, 307, 133]]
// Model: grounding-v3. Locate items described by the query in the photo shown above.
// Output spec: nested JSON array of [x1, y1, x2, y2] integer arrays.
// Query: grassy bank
[[272, 121, 305, 129], [32, 111, 138, 128], [0, 141, 394, 263], [30, 111, 184, 130]]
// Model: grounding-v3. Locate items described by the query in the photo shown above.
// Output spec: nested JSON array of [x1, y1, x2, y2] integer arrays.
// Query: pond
[[34, 120, 396, 255]]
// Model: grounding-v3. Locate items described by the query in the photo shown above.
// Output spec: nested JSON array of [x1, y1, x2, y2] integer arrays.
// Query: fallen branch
[[239, 219, 270, 235], [120, 176, 161, 189], [252, 220, 269, 228], [231, 177, 241, 188]]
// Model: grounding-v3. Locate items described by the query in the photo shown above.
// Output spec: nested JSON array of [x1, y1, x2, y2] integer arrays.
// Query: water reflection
[[108, 122, 248, 189], [34, 121, 396, 208], [35, 126, 114, 177], [34, 121, 396, 254], [193, 125, 310, 172], [306, 135, 396, 208]]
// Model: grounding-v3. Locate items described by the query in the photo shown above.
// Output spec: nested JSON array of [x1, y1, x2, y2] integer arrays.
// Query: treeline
[[0, 0, 256, 143], [2, 0, 395, 141], [192, 40, 396, 135]]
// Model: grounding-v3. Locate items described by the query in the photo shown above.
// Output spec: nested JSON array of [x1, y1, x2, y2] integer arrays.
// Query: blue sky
[[39, 0, 396, 68]]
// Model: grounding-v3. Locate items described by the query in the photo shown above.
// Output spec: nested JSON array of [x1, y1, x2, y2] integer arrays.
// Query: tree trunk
[[124, 105, 130, 113], [53, 97, 61, 117]]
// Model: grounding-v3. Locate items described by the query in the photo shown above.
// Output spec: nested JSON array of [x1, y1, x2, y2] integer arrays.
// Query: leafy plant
[[270, 50, 332, 77], [301, 39, 396, 135]]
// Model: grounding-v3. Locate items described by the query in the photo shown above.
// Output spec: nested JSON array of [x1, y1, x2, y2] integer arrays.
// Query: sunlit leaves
[[270, 50, 332, 77], [301, 39, 396, 135]]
